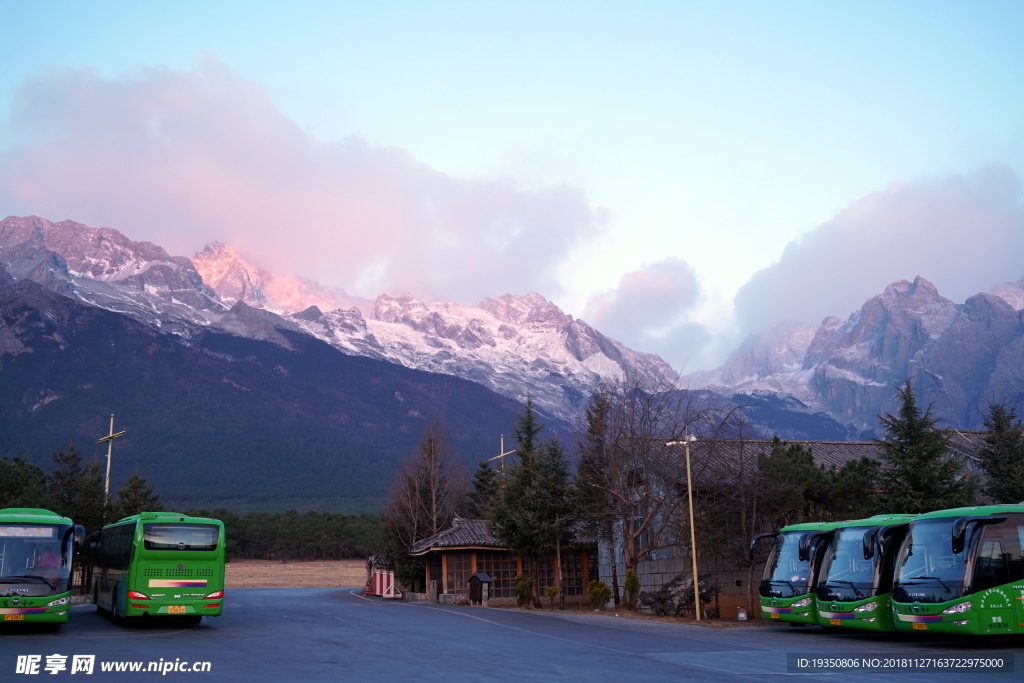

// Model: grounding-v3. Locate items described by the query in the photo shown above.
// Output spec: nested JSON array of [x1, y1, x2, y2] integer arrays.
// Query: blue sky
[[2, 1, 1022, 371]]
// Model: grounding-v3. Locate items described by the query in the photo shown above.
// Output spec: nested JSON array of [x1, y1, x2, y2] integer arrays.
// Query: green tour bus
[[815, 514, 916, 632], [750, 521, 842, 625], [91, 511, 225, 624], [890, 503, 1024, 636], [0, 508, 85, 627]]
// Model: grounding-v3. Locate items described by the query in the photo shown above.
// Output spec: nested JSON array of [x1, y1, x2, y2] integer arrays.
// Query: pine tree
[[46, 444, 108, 531], [110, 468, 164, 521], [0, 454, 49, 508], [466, 461, 499, 518], [977, 401, 1024, 503], [874, 380, 975, 513], [489, 403, 572, 607]]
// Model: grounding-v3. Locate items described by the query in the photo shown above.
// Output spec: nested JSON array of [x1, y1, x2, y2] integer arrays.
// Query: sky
[[1, 1, 1022, 372]]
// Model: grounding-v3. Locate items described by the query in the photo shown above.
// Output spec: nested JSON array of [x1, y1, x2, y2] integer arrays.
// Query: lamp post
[[667, 434, 700, 622], [96, 414, 126, 499]]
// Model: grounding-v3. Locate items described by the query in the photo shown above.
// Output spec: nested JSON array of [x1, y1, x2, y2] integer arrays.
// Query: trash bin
[[468, 572, 492, 605]]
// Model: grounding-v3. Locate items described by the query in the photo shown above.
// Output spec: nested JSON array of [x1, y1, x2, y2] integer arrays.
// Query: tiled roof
[[409, 517, 507, 556]]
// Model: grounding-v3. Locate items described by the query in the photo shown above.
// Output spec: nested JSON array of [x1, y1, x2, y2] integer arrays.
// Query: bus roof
[[0, 507, 73, 524], [105, 511, 224, 527], [909, 503, 1024, 520], [833, 514, 917, 528], [778, 521, 844, 533]]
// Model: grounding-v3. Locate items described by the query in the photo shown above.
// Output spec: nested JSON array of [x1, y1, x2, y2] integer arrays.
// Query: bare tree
[[381, 417, 467, 589], [578, 367, 714, 609]]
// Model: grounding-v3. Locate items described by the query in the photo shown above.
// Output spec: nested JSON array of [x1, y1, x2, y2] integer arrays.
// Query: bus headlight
[[853, 601, 878, 613], [791, 597, 813, 608], [942, 601, 972, 614], [46, 596, 71, 607]]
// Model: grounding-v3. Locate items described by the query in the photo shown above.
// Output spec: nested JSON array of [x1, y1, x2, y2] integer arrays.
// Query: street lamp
[[667, 434, 700, 622]]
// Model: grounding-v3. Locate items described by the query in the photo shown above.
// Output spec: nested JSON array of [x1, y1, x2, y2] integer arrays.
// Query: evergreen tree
[[0, 454, 49, 508], [977, 401, 1024, 503], [489, 404, 572, 607], [466, 461, 499, 518], [46, 444, 108, 532], [512, 395, 543, 465], [754, 438, 829, 525], [874, 380, 975, 513], [110, 468, 164, 521]]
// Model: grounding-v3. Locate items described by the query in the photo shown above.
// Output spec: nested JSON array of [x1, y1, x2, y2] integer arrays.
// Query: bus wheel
[[110, 597, 122, 626], [185, 615, 202, 626]]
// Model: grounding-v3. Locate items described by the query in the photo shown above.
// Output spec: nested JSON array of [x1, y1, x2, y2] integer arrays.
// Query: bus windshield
[[762, 531, 816, 598], [817, 527, 879, 601], [0, 523, 73, 594], [892, 518, 969, 602], [143, 523, 219, 551]]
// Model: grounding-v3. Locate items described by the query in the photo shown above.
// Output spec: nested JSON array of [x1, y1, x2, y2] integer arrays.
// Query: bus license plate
[[830, 619, 841, 626], [770, 613, 780, 619], [912, 623, 927, 630], [4, 614, 25, 621], [168, 605, 186, 615]]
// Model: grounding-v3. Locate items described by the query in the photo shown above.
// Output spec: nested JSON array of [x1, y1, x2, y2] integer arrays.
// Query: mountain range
[[2, 214, 1023, 510], [688, 275, 1024, 436]]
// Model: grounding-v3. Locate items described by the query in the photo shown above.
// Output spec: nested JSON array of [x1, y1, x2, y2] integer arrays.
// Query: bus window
[[143, 524, 218, 551]]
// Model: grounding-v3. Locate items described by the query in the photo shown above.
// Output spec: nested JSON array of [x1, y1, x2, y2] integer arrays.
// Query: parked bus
[[750, 521, 841, 624], [815, 514, 915, 631], [890, 503, 1024, 636], [0, 508, 84, 627], [91, 511, 225, 624]]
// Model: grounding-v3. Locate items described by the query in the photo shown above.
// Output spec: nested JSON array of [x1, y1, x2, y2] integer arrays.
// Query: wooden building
[[409, 517, 597, 600]]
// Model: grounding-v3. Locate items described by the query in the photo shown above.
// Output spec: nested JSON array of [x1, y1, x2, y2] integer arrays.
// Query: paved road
[[1, 589, 1020, 680]]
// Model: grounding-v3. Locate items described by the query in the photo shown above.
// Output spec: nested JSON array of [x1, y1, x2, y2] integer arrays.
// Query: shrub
[[625, 569, 640, 608], [543, 585, 558, 609], [515, 574, 534, 607], [587, 579, 611, 608]]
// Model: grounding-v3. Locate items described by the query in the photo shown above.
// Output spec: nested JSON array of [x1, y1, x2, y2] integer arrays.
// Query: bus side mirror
[[73, 525, 85, 555], [863, 528, 879, 560], [952, 515, 1005, 554], [749, 532, 776, 561]]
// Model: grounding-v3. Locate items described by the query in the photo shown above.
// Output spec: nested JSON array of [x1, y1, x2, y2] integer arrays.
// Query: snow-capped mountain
[[0, 215, 226, 336], [688, 276, 1024, 435], [192, 244, 674, 422], [1, 215, 675, 422]]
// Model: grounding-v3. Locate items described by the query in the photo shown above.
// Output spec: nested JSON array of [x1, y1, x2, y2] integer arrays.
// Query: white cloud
[[734, 166, 1024, 334], [0, 57, 606, 305]]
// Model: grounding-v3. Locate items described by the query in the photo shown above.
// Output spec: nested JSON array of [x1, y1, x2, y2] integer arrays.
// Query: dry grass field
[[225, 559, 368, 589]]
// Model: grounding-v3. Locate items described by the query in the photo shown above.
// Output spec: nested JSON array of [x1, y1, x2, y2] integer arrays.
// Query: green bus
[[815, 514, 915, 632], [750, 521, 841, 625], [890, 503, 1024, 636], [0, 508, 84, 627], [91, 511, 225, 624]]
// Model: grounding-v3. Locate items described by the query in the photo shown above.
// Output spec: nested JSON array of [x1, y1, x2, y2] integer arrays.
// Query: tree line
[[380, 371, 1024, 613], [0, 445, 380, 561]]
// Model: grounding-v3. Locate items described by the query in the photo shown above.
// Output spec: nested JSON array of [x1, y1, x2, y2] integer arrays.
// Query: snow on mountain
[[1, 216, 675, 423], [990, 277, 1024, 311], [685, 275, 1024, 435], [0, 215, 226, 334], [192, 242, 370, 314], [190, 240, 677, 421]]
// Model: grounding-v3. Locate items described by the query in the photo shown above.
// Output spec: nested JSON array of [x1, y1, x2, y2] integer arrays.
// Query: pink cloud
[[583, 258, 707, 367], [0, 57, 605, 304]]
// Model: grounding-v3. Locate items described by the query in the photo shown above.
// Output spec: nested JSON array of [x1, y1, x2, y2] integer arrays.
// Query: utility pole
[[96, 414, 126, 499]]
